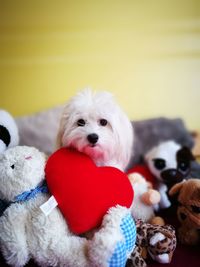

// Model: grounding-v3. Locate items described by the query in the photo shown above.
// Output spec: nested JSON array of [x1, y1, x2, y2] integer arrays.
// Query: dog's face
[[145, 140, 194, 186], [57, 90, 133, 170]]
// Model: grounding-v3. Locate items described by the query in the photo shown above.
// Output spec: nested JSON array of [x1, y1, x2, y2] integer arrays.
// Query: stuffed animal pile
[[0, 144, 179, 267], [0, 110, 180, 267]]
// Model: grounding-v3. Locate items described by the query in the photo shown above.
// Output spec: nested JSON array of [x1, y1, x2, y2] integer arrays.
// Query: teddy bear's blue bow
[[0, 181, 48, 217]]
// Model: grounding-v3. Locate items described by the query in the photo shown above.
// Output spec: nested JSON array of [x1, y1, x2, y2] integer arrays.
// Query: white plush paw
[[4, 249, 29, 267], [149, 233, 170, 264], [159, 197, 171, 209], [155, 253, 170, 264], [158, 184, 171, 209], [150, 233, 165, 246]]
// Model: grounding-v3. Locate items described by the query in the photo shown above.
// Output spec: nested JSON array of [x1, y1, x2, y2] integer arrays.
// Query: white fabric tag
[[40, 196, 58, 216]]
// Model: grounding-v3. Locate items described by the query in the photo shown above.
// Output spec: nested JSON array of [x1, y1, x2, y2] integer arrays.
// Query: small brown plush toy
[[169, 179, 200, 245]]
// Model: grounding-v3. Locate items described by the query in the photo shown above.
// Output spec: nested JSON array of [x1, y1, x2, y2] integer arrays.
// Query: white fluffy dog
[[57, 89, 134, 171]]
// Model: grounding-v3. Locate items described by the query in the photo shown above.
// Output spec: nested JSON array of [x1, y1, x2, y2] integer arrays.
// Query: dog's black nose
[[87, 133, 99, 144]]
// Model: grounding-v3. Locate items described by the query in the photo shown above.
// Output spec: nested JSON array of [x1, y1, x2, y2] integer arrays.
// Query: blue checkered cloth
[[120, 213, 136, 253], [108, 213, 136, 267]]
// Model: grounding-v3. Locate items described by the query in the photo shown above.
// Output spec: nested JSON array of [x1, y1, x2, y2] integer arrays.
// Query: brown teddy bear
[[169, 179, 200, 245]]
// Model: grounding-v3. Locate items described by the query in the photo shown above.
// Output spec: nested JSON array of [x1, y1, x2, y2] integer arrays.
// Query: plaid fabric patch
[[108, 213, 136, 267], [120, 213, 136, 253], [108, 241, 126, 267]]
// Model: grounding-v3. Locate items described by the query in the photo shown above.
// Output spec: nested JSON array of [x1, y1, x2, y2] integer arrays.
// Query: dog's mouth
[[83, 144, 104, 160], [89, 144, 97, 148], [86, 143, 100, 150]]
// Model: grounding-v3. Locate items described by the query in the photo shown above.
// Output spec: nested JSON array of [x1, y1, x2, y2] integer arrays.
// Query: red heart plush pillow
[[45, 148, 134, 234]]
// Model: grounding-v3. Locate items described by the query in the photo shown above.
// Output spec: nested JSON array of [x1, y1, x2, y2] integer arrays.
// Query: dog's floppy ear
[[56, 101, 72, 149], [56, 126, 63, 149], [56, 112, 67, 149], [169, 181, 185, 196]]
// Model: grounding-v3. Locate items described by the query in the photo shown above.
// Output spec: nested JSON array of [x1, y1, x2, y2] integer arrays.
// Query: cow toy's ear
[[177, 147, 195, 161]]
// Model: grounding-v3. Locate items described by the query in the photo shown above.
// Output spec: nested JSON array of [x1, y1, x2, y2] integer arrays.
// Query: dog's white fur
[[57, 89, 134, 171], [0, 146, 133, 267]]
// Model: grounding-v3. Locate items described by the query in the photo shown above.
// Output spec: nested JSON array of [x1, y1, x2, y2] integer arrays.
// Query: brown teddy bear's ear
[[169, 181, 185, 196]]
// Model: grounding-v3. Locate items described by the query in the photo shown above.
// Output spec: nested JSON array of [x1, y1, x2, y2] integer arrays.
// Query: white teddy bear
[[0, 146, 136, 267]]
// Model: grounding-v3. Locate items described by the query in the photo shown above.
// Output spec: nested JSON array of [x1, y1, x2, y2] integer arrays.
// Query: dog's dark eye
[[77, 119, 86, 127], [10, 164, 15, 169], [153, 159, 166, 170], [99, 119, 108, 126], [191, 205, 200, 213], [178, 161, 189, 172]]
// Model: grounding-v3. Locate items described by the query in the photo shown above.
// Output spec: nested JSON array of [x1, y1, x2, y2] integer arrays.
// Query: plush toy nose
[[161, 169, 183, 185], [167, 169, 177, 177], [87, 133, 99, 144]]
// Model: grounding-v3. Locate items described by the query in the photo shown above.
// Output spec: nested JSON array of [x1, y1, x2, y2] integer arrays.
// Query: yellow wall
[[0, 0, 200, 130]]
